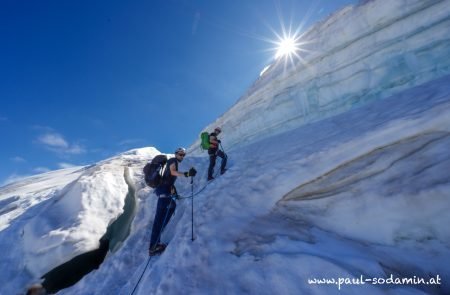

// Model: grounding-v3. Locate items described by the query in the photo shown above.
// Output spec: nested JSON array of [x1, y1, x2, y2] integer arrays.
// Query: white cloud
[[37, 133, 69, 148], [35, 132, 86, 155], [11, 156, 26, 163], [58, 162, 77, 169]]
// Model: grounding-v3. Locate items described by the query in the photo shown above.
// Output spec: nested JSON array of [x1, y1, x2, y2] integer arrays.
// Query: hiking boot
[[220, 168, 227, 175], [149, 243, 167, 256], [207, 176, 214, 181]]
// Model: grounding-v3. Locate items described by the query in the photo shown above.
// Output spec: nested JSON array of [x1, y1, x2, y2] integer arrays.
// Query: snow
[[61, 75, 447, 295], [0, 166, 85, 232], [193, 0, 450, 152], [0, 147, 160, 292], [1, 0, 450, 294]]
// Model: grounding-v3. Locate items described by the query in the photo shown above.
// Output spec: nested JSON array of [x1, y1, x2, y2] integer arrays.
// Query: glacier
[[0, 0, 449, 294], [195, 0, 450, 151]]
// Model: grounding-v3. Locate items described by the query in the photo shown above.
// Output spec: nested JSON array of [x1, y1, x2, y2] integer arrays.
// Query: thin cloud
[[118, 139, 144, 146], [37, 133, 69, 148], [1, 173, 30, 187], [192, 11, 201, 35], [58, 162, 77, 169], [33, 167, 51, 173], [11, 156, 26, 163], [65, 144, 86, 154]]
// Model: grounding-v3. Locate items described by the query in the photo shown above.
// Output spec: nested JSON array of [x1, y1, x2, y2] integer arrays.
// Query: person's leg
[[208, 153, 217, 179], [161, 199, 176, 230], [149, 197, 170, 249], [217, 150, 227, 173]]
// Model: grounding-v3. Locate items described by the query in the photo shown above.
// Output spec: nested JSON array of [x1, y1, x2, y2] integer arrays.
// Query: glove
[[184, 171, 189, 177], [188, 167, 197, 177], [217, 139, 221, 143]]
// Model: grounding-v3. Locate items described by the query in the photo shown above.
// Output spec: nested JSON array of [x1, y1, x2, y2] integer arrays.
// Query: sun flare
[[261, 18, 314, 73], [275, 37, 298, 58]]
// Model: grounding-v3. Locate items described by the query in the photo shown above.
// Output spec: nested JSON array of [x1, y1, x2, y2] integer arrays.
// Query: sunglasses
[[177, 153, 186, 157]]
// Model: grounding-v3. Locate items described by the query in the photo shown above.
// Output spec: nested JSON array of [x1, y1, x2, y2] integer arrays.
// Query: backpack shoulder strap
[[162, 158, 176, 179]]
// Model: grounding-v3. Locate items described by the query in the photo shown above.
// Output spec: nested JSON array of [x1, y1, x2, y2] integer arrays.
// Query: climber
[[149, 147, 196, 255]]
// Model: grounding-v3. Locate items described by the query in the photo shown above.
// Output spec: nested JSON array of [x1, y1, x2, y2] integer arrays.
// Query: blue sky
[[0, 0, 356, 185]]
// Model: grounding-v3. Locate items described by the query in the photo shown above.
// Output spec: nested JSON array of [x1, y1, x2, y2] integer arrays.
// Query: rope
[[130, 256, 152, 295], [178, 169, 220, 200], [130, 196, 175, 295], [130, 150, 227, 293], [179, 149, 226, 200]]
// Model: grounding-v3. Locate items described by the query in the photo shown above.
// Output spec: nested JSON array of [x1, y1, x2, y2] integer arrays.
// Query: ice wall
[[191, 0, 450, 152]]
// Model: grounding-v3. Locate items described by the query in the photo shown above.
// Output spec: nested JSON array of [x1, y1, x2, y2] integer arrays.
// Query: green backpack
[[200, 132, 210, 150]]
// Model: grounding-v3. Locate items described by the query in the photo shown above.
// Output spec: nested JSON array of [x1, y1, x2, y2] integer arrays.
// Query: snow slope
[[1, 0, 449, 294], [0, 166, 84, 232], [0, 147, 160, 292], [61, 74, 450, 295]]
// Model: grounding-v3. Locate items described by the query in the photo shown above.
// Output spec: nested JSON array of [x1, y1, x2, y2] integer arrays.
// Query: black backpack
[[143, 155, 168, 188]]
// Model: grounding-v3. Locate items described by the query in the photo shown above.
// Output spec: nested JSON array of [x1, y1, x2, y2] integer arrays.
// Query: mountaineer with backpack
[[147, 147, 197, 256], [201, 127, 227, 181]]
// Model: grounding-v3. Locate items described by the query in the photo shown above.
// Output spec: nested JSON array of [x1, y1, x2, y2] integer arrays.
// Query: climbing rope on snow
[[130, 166, 224, 294], [178, 182, 207, 199], [130, 197, 175, 295], [130, 256, 151, 295], [178, 169, 221, 200]]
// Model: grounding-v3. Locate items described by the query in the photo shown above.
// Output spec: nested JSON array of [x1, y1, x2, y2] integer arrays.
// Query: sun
[[259, 30, 311, 76], [275, 37, 298, 58], [258, 13, 316, 73]]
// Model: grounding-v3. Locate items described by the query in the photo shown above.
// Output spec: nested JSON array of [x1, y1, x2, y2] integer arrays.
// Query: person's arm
[[170, 162, 197, 178], [170, 162, 185, 177]]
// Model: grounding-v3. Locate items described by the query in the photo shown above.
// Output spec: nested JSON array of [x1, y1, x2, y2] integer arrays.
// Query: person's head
[[214, 127, 222, 134], [174, 147, 186, 162]]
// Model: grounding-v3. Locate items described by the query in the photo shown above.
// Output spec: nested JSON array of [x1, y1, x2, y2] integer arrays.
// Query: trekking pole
[[219, 142, 228, 164], [191, 175, 195, 241], [219, 142, 226, 154]]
